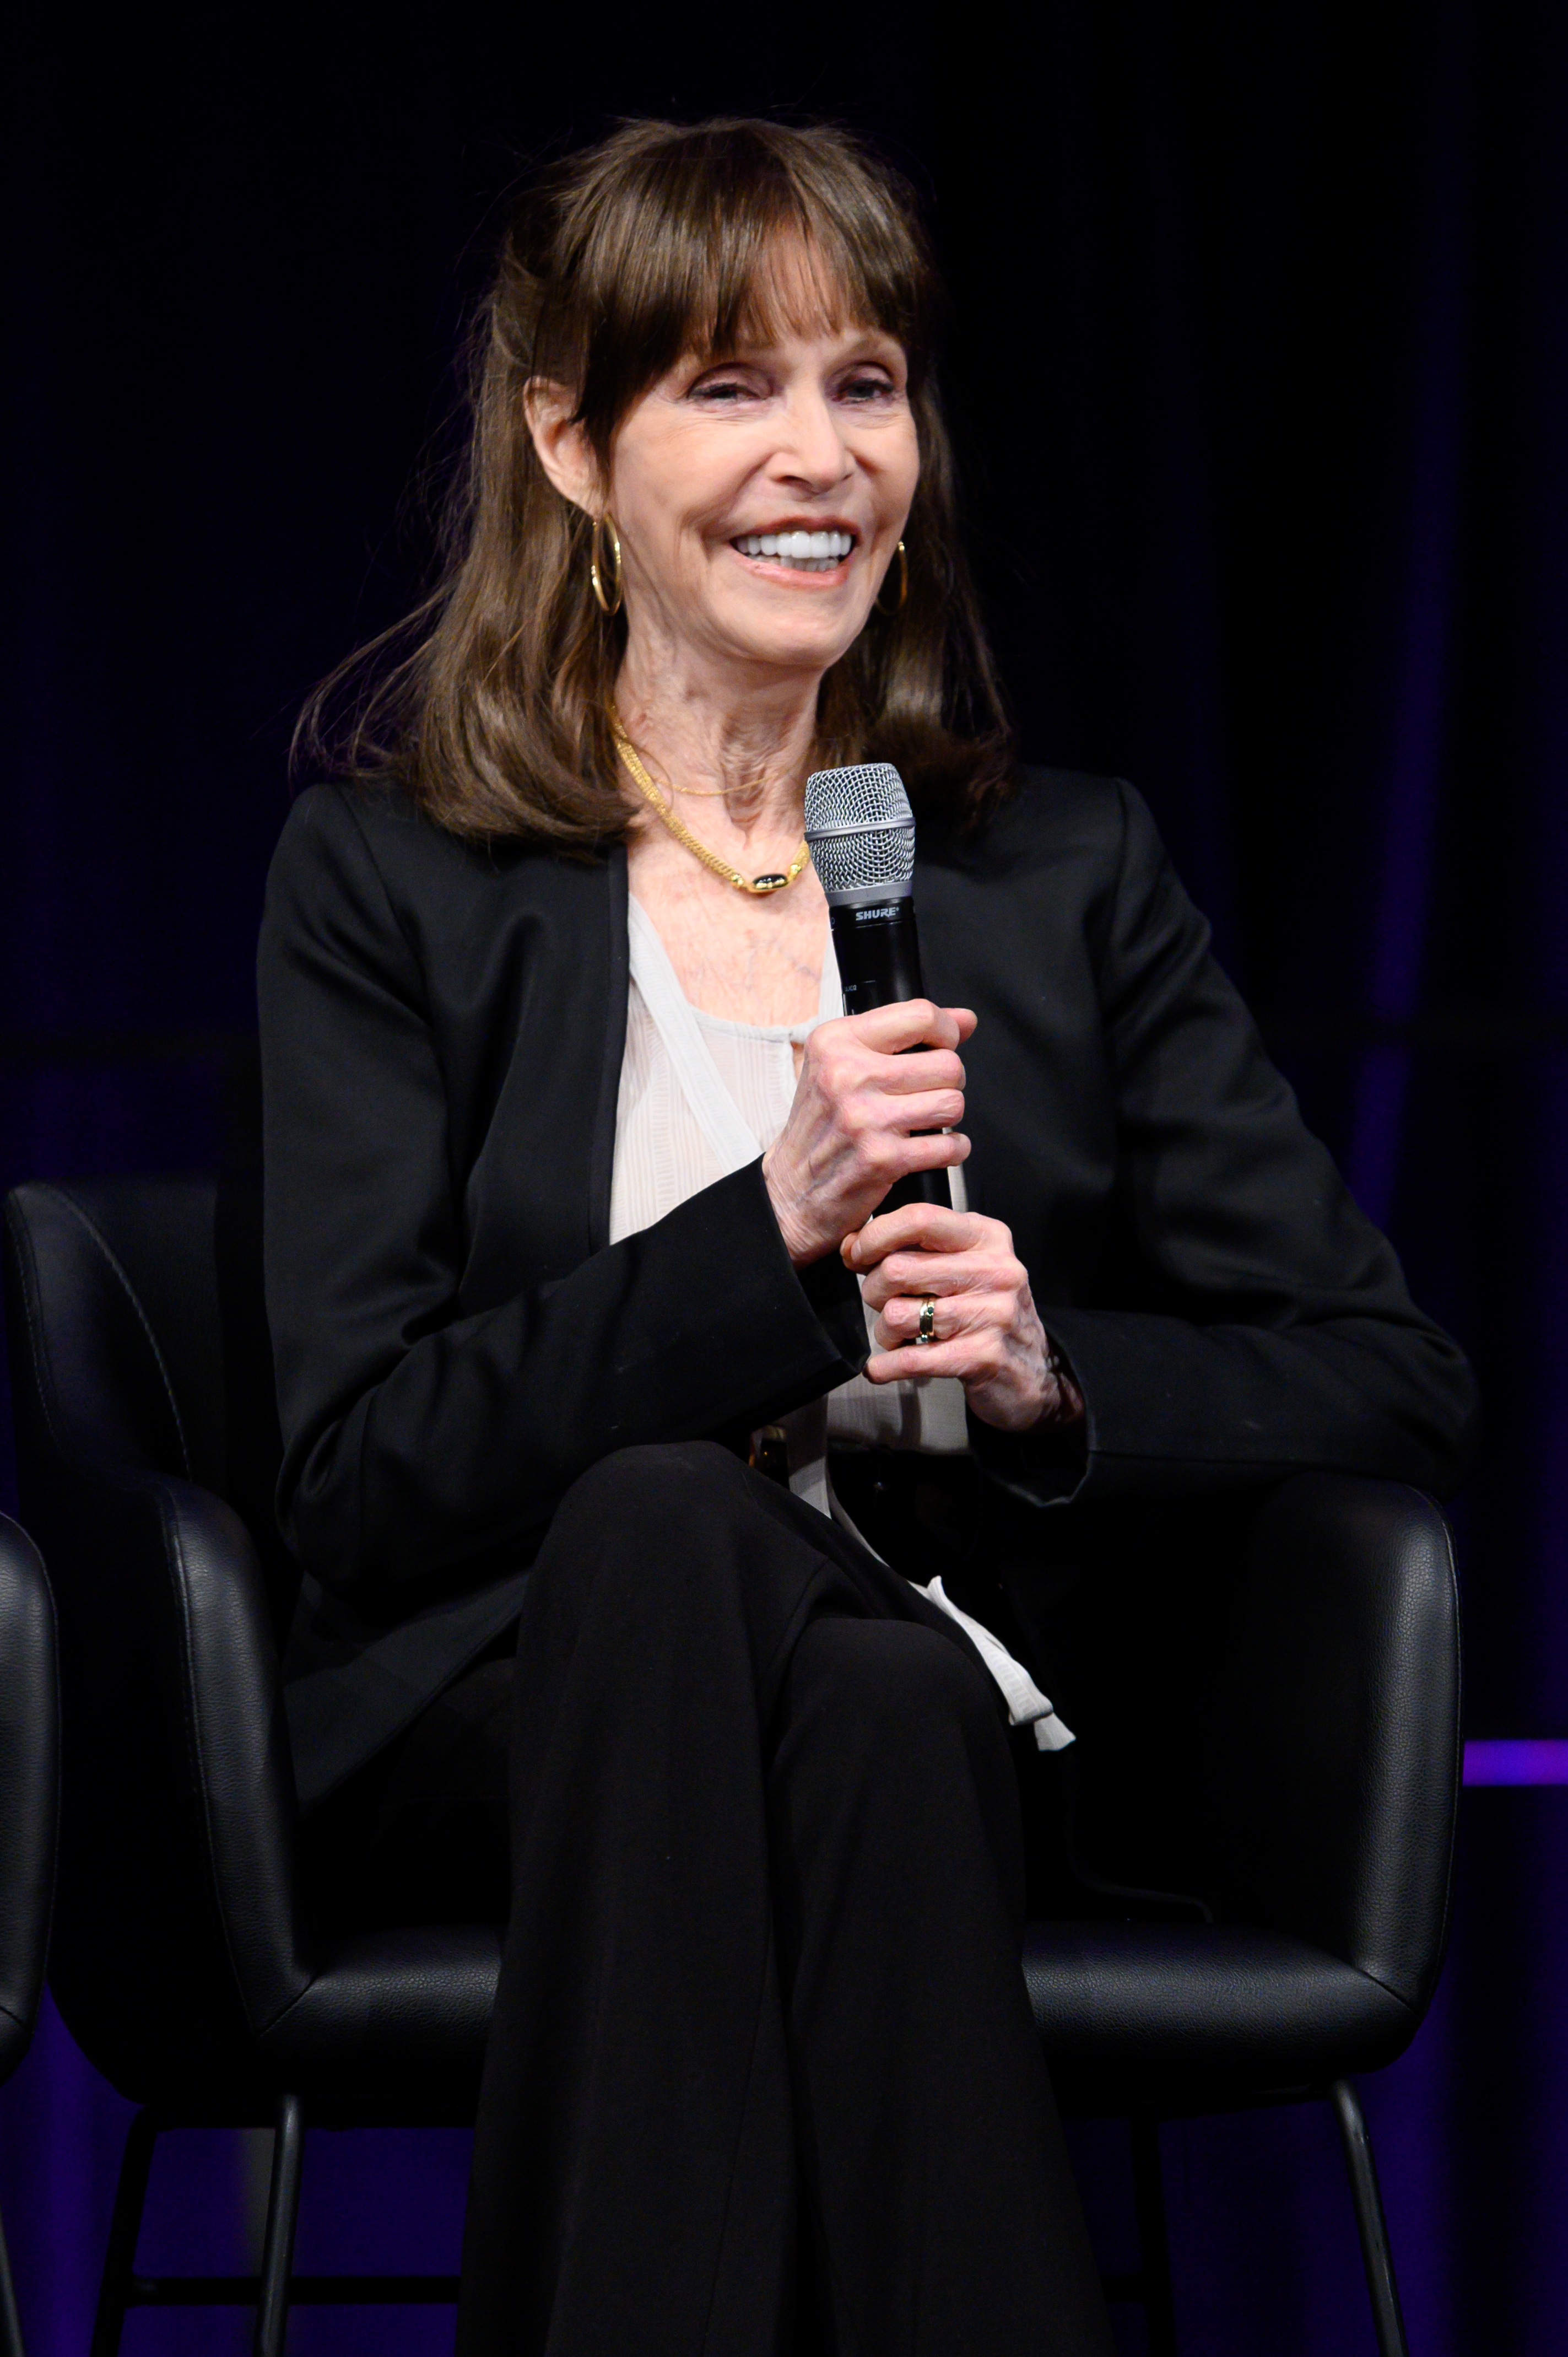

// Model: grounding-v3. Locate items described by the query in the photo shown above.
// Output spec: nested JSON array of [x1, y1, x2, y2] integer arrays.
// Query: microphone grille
[[804, 763, 916, 895]]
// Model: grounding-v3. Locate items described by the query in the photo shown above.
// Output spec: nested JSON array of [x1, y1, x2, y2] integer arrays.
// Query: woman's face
[[530, 260, 921, 686], [605, 316, 917, 678]]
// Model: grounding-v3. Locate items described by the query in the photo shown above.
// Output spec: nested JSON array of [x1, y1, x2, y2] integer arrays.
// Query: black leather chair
[[3, 1176, 1456, 2357], [1027, 1469, 1457, 2357], [0, 1514, 60, 2357], [3, 1179, 495, 2357]]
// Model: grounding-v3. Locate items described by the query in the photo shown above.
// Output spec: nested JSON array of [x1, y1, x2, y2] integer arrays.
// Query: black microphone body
[[805, 761, 952, 1215], [828, 893, 926, 1018], [828, 892, 948, 1214]]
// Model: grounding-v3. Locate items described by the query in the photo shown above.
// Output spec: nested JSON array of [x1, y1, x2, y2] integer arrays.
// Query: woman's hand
[[762, 1001, 976, 1266], [845, 1203, 1085, 1434]]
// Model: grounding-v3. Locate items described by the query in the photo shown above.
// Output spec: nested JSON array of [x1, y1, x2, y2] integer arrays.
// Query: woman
[[261, 118, 1477, 2353]]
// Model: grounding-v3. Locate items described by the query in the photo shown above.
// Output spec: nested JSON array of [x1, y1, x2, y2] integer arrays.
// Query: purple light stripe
[[1463, 1739, 1568, 1786]]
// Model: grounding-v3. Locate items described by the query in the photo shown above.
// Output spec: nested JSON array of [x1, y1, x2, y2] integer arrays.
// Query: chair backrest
[[1002, 1469, 1459, 2019], [3, 1178, 306, 2107], [0, 1515, 58, 2083], [7, 1178, 227, 1487], [1215, 1471, 1461, 2014]]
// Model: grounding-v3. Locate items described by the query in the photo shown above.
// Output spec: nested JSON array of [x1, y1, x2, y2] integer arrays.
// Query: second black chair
[[4, 1177, 496, 2357], [0, 1512, 61, 2357]]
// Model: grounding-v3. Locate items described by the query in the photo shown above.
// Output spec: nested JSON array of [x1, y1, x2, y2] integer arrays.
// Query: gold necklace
[[609, 709, 812, 897]]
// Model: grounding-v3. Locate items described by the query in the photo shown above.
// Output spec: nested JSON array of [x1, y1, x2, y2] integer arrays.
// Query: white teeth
[[733, 528, 854, 569]]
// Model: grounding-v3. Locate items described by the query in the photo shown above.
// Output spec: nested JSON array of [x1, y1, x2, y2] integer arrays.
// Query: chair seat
[[250, 1917, 1417, 2126], [1025, 1922, 1419, 2114], [258, 1925, 502, 2125]]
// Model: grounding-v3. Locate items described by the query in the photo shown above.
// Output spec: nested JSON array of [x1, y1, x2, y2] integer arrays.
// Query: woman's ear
[[525, 380, 601, 516]]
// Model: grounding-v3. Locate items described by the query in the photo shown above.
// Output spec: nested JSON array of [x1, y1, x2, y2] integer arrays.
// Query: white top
[[608, 896, 1073, 1752]]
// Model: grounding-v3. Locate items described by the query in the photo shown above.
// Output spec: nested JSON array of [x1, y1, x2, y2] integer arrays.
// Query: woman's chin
[[707, 602, 869, 676]]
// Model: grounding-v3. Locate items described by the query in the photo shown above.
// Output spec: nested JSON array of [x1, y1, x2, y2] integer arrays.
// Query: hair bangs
[[562, 123, 937, 454]]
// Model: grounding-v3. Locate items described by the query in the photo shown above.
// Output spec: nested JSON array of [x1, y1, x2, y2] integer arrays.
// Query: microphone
[[804, 761, 951, 1212]]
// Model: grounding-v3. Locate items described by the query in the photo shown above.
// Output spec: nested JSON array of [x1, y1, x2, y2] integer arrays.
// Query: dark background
[[6, 3, 1567, 2349]]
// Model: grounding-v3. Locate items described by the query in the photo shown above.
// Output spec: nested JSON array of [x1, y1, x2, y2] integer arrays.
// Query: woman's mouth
[[731, 528, 855, 573]]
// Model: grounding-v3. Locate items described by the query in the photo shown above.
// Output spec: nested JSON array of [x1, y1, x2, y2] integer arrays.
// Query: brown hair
[[297, 118, 1014, 843]]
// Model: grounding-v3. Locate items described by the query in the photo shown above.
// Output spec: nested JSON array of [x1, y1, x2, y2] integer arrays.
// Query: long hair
[[296, 118, 1014, 843]]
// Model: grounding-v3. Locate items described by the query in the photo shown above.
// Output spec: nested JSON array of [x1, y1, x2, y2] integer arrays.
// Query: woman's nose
[[774, 390, 853, 490]]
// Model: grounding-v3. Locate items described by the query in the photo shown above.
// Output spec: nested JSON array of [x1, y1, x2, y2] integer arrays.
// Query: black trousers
[[305, 1442, 1115, 2357]]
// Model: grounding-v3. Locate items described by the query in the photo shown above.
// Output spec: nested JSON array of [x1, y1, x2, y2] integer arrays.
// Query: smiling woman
[[265, 112, 1474, 2357]]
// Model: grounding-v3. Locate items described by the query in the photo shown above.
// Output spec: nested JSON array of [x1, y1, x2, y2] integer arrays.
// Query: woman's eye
[[691, 377, 758, 404], [839, 374, 896, 403]]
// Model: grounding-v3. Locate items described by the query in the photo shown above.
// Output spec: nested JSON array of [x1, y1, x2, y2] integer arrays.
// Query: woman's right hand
[[761, 1000, 977, 1266]]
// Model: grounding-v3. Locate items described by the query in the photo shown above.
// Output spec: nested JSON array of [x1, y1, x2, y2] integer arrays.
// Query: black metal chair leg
[[252, 2093, 304, 2357], [89, 2109, 158, 2357], [1332, 2079, 1409, 2357], [1129, 2116, 1180, 2357], [0, 2200, 24, 2357]]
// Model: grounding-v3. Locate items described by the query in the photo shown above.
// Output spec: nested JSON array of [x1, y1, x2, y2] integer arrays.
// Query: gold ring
[[915, 1296, 937, 1346]]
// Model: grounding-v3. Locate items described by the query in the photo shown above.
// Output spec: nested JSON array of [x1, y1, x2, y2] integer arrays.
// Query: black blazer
[[259, 769, 1477, 1806]]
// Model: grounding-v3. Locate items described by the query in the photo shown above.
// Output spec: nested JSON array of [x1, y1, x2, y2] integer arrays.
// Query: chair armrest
[[0, 1516, 57, 2075], [1208, 1473, 1459, 2014], [34, 1461, 311, 2102]]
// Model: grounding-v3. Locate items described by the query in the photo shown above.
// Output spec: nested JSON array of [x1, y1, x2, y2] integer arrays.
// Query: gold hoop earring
[[590, 513, 624, 616], [874, 539, 909, 616]]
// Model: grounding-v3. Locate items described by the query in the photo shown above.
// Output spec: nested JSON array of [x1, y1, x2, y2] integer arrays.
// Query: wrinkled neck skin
[[613, 613, 821, 849], [612, 612, 832, 1035]]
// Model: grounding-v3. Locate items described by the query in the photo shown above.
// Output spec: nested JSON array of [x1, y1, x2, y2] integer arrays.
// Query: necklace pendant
[[751, 873, 788, 893]]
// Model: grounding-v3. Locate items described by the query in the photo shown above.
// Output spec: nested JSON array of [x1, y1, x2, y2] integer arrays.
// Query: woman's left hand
[[845, 1204, 1084, 1434]]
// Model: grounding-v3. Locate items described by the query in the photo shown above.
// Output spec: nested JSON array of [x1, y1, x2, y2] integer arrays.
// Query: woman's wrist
[[761, 1146, 824, 1267], [1035, 1336, 1085, 1428]]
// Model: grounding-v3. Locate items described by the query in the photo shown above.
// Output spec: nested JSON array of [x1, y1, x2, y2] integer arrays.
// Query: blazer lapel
[[588, 844, 629, 1253], [463, 845, 626, 1294]]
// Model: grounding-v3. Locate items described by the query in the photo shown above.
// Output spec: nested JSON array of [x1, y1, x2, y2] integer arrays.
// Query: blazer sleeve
[[259, 789, 866, 1609], [977, 781, 1479, 1506]]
